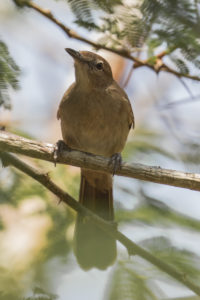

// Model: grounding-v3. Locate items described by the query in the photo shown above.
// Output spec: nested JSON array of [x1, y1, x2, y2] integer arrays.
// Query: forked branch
[[1, 151, 200, 296]]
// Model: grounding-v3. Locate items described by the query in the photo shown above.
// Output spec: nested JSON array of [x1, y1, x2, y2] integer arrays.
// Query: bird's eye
[[96, 62, 103, 70]]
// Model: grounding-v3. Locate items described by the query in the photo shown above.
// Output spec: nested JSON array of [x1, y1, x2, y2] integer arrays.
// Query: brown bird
[[57, 48, 134, 270]]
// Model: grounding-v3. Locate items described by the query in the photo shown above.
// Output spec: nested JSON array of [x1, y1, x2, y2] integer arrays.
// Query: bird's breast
[[60, 90, 129, 157]]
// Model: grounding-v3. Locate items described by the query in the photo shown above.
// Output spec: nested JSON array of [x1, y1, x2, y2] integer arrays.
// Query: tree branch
[[13, 0, 200, 82], [1, 131, 200, 192], [1, 151, 200, 296]]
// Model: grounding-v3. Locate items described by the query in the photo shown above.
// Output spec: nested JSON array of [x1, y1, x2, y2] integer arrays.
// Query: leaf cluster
[[0, 40, 21, 109], [66, 0, 200, 75], [106, 237, 200, 300], [66, 0, 122, 30], [0, 157, 78, 298]]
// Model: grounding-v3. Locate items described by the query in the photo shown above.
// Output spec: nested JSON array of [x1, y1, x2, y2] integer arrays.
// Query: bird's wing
[[107, 82, 134, 130], [57, 83, 75, 120]]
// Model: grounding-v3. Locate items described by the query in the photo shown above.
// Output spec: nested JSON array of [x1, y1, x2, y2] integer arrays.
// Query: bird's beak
[[65, 48, 83, 62]]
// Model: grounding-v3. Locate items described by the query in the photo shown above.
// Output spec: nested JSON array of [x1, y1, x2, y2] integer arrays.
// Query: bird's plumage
[[57, 49, 134, 269]]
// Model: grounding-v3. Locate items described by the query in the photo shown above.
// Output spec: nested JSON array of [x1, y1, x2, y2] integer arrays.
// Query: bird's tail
[[74, 169, 116, 270]]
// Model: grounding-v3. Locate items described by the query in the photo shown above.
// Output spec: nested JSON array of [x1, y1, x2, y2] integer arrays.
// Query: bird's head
[[65, 48, 113, 89]]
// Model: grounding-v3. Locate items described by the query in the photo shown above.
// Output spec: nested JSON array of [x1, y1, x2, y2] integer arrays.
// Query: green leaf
[[66, 0, 121, 30], [170, 55, 189, 74], [140, 236, 200, 281], [116, 190, 200, 232], [106, 262, 158, 300], [0, 40, 21, 109], [66, 0, 200, 73]]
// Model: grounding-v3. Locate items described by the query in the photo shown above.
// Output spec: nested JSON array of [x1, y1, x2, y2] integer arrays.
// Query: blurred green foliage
[[107, 262, 159, 300], [0, 40, 20, 109], [106, 237, 200, 299], [116, 189, 200, 231], [0, 159, 78, 299]]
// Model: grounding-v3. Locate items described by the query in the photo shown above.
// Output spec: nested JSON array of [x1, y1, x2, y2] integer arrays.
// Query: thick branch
[[1, 151, 200, 296], [14, 0, 200, 82], [1, 131, 200, 192]]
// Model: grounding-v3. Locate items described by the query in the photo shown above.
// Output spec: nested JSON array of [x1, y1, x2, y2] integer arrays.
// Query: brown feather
[[74, 170, 116, 270], [57, 50, 134, 269]]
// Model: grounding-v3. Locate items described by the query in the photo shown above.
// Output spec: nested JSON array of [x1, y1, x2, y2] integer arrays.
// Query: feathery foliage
[[106, 237, 200, 300], [107, 262, 158, 300], [0, 40, 20, 109], [140, 236, 200, 281], [66, 0, 200, 76], [116, 190, 200, 232], [66, 0, 121, 29]]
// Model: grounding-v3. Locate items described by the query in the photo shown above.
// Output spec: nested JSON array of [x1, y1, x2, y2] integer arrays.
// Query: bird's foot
[[53, 140, 71, 166], [108, 152, 122, 175]]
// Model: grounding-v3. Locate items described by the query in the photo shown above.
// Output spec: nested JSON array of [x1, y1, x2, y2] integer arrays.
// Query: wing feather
[[107, 82, 134, 130]]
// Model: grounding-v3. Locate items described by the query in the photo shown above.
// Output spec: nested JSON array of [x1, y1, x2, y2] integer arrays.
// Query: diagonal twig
[[1, 151, 200, 295], [159, 94, 200, 109]]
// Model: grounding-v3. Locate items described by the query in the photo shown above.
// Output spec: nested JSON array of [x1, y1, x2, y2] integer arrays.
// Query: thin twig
[[161, 63, 200, 81], [1, 131, 200, 192], [157, 50, 167, 59], [13, 0, 200, 82], [159, 94, 200, 110], [1, 151, 200, 296], [123, 63, 134, 88], [178, 77, 194, 99]]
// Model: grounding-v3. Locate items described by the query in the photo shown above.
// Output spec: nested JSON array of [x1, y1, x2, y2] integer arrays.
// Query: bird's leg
[[108, 152, 122, 175], [53, 140, 71, 166]]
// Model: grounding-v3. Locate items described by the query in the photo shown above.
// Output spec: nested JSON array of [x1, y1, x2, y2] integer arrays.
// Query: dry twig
[[1, 131, 200, 191]]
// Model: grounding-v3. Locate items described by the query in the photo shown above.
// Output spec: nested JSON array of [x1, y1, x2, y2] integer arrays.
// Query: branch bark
[[1, 130, 200, 192], [13, 0, 200, 82], [1, 151, 200, 296]]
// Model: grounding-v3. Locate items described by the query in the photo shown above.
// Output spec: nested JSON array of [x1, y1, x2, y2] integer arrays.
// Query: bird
[[56, 48, 134, 270]]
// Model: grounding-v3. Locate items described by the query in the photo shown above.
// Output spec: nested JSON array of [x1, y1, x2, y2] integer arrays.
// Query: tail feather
[[74, 170, 116, 270]]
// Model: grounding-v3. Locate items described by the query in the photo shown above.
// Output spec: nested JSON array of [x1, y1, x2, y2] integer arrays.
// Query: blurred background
[[1, 0, 200, 299]]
